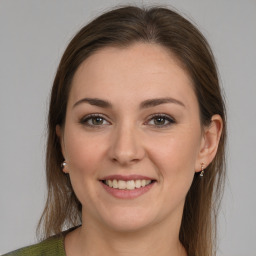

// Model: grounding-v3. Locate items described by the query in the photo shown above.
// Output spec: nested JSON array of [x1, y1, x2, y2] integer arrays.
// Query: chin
[[104, 218, 152, 233], [96, 205, 159, 233]]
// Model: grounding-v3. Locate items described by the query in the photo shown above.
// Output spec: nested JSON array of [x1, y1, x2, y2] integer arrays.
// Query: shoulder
[[2, 235, 65, 256]]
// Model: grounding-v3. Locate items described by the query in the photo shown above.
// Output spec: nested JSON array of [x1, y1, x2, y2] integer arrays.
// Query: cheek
[[147, 128, 201, 185], [63, 127, 105, 176], [62, 127, 108, 206]]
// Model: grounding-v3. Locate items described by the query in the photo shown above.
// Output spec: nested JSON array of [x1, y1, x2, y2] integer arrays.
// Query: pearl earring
[[61, 161, 67, 169], [200, 163, 205, 177]]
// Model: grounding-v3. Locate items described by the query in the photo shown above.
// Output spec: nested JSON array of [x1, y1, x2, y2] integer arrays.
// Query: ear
[[55, 125, 66, 172], [56, 124, 61, 137], [56, 124, 65, 156], [195, 114, 223, 172]]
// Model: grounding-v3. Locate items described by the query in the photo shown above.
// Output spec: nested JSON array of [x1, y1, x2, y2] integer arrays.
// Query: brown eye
[[147, 114, 175, 128], [91, 116, 104, 125], [80, 114, 110, 127], [154, 117, 166, 125]]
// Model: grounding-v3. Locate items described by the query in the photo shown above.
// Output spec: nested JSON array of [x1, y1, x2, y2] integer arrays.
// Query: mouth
[[100, 175, 156, 199], [101, 179, 156, 190]]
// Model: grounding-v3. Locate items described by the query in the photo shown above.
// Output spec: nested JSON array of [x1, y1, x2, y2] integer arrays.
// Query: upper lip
[[100, 174, 156, 181]]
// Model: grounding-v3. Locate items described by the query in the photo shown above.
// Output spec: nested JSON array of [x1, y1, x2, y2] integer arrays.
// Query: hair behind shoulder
[[37, 5, 226, 256]]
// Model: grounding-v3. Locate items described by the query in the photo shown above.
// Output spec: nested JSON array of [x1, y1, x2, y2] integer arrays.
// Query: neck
[[65, 214, 187, 256]]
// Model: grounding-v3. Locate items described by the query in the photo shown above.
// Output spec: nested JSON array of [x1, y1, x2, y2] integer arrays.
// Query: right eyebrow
[[72, 98, 112, 109]]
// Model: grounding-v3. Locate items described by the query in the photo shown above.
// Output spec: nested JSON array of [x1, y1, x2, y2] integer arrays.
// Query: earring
[[61, 161, 68, 174], [200, 163, 205, 177], [61, 161, 67, 169]]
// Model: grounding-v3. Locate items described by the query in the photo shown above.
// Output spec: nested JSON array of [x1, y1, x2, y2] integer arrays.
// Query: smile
[[102, 179, 154, 190], [100, 175, 156, 199]]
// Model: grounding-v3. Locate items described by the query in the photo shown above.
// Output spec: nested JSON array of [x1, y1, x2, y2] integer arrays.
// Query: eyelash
[[80, 114, 110, 128], [145, 114, 176, 128], [79, 113, 175, 128]]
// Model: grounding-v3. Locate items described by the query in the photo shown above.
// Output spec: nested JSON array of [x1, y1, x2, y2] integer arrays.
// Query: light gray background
[[0, 0, 255, 255]]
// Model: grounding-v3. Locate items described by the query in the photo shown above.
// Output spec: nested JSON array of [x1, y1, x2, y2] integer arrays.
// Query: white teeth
[[113, 179, 118, 188], [135, 180, 141, 188], [127, 180, 135, 190], [118, 180, 126, 189], [145, 180, 151, 185], [108, 180, 113, 187], [104, 179, 152, 190]]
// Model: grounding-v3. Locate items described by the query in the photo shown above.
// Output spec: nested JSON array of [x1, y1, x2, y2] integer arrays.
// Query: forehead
[[69, 43, 197, 108]]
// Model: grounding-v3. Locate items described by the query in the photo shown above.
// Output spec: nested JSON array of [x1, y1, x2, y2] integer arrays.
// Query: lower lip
[[101, 182, 155, 199]]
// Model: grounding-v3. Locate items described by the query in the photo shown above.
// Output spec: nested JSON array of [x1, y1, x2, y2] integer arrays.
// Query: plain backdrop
[[0, 0, 255, 255]]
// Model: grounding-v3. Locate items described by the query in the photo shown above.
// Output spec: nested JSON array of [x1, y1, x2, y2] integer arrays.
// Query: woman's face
[[59, 43, 206, 232]]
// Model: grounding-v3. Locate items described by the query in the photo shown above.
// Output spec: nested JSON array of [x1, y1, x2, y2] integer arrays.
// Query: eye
[[146, 114, 175, 128], [80, 114, 111, 127]]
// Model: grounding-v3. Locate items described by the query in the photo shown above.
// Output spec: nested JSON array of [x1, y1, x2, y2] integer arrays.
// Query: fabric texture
[[3, 234, 66, 256]]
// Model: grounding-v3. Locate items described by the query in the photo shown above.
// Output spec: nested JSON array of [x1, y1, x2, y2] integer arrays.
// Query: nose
[[108, 123, 145, 166]]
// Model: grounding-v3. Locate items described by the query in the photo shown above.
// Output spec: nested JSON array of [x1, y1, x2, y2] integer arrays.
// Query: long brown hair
[[38, 5, 226, 256]]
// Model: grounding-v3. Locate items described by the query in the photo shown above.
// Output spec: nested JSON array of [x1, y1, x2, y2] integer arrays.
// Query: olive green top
[[3, 234, 66, 256]]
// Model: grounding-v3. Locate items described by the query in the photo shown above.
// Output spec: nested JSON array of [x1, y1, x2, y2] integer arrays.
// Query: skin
[[57, 43, 223, 256]]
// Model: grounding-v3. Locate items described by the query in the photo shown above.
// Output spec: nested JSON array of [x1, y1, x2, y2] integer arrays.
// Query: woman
[[5, 5, 226, 256]]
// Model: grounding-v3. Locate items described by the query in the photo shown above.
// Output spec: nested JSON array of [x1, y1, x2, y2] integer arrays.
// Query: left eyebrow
[[140, 97, 186, 109]]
